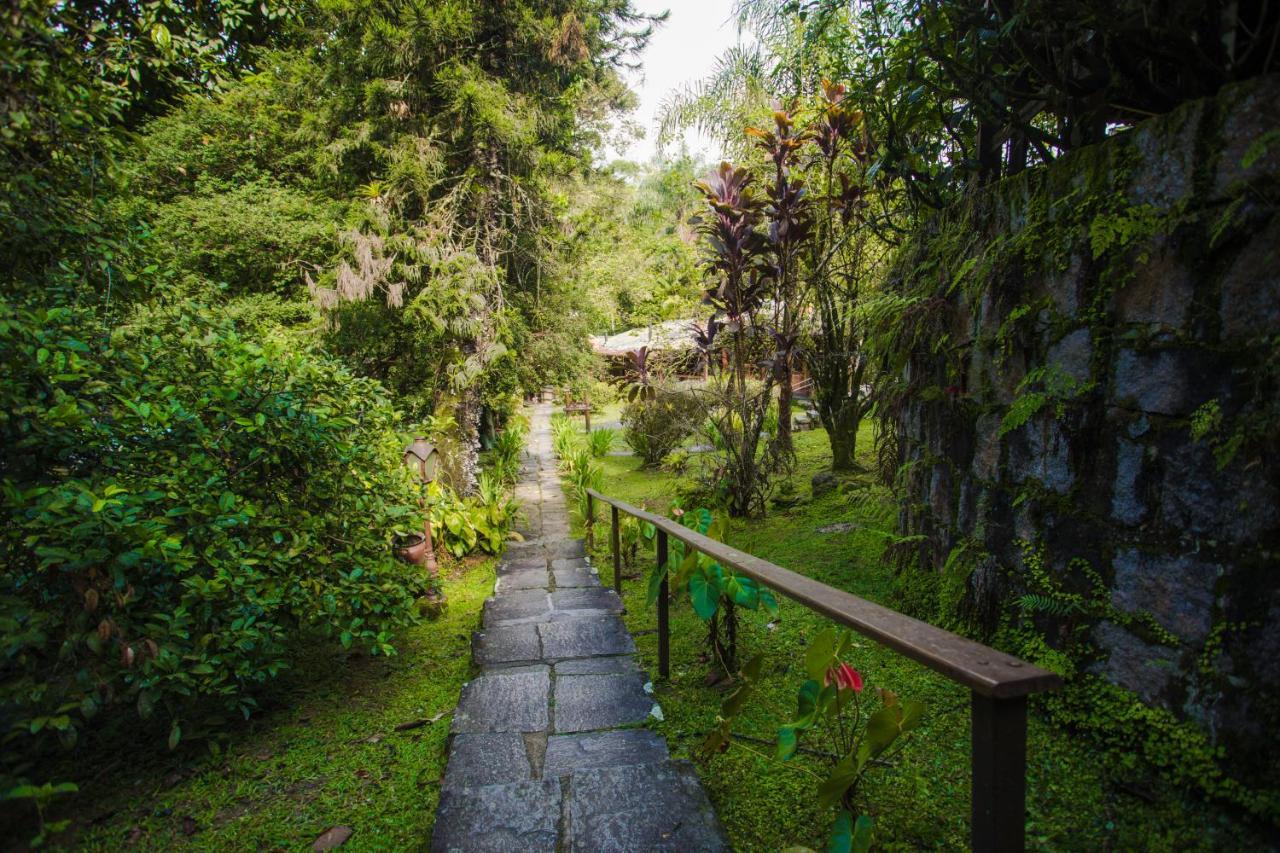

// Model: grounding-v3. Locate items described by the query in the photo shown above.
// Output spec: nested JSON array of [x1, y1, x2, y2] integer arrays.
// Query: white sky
[[600, 0, 742, 165]]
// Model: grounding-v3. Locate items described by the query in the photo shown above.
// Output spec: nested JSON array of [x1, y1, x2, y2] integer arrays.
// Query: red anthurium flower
[[834, 662, 863, 693]]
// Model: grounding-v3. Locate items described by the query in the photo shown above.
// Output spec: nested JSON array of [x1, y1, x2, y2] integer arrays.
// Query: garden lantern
[[403, 437, 439, 484], [400, 437, 439, 576]]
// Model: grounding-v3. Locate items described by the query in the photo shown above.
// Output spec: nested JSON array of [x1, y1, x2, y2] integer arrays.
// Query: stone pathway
[[432, 404, 727, 852]]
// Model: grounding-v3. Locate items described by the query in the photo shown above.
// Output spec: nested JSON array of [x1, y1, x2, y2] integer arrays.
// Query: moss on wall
[[873, 75, 1280, 817]]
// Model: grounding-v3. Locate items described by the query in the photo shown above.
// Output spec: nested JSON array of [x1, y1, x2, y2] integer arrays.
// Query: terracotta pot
[[393, 533, 428, 566]]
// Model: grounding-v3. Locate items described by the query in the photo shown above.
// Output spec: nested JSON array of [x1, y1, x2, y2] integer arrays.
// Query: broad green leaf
[[645, 559, 668, 607], [792, 679, 821, 728], [722, 682, 754, 718], [688, 565, 721, 620], [817, 755, 860, 808], [759, 587, 780, 615], [805, 628, 838, 682], [728, 573, 761, 609], [827, 811, 853, 853], [865, 703, 911, 757], [777, 724, 799, 761]]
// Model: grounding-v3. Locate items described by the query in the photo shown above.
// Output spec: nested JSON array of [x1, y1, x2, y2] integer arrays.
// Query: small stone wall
[[889, 76, 1279, 771]]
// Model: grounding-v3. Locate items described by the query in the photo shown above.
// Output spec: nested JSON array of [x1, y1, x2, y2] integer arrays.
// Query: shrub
[[431, 473, 517, 557], [588, 428, 616, 458], [621, 387, 702, 466], [488, 420, 526, 485], [0, 299, 431, 765]]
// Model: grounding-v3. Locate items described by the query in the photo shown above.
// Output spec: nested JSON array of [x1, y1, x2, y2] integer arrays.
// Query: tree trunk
[[825, 400, 862, 472], [776, 361, 793, 453]]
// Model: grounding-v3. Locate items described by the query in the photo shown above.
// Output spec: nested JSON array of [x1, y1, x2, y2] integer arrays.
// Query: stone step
[[565, 761, 727, 851], [473, 613, 636, 666], [432, 404, 725, 852], [483, 588, 623, 628], [432, 779, 561, 853]]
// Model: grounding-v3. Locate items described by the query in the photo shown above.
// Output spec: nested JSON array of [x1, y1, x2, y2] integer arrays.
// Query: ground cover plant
[[564, 427, 1273, 850], [4, 557, 496, 849]]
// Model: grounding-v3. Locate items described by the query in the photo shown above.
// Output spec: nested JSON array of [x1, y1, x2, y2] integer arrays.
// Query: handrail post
[[656, 529, 669, 680], [611, 505, 621, 594], [971, 692, 1027, 852], [585, 491, 594, 551]]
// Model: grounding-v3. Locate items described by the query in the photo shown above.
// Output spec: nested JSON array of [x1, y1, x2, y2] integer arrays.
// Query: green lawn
[[28, 558, 496, 851], [568, 425, 1265, 851]]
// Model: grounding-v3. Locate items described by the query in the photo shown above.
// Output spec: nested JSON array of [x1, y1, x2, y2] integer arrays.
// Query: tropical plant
[[428, 474, 518, 558], [621, 386, 703, 466], [693, 162, 791, 516], [0, 300, 432, 774], [489, 420, 527, 484], [620, 346, 658, 403], [646, 505, 778, 674], [703, 627, 925, 852], [588, 428, 616, 458], [803, 80, 879, 471]]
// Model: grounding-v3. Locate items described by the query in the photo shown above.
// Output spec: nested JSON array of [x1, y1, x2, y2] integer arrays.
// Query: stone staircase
[[431, 404, 727, 852]]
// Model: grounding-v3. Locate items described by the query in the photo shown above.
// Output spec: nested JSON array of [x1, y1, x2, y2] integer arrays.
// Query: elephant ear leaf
[[805, 627, 838, 682], [645, 558, 668, 607], [864, 697, 924, 758], [777, 724, 799, 760], [817, 755, 859, 808], [851, 815, 873, 853], [758, 586, 779, 614], [688, 565, 721, 620], [826, 812, 853, 853]]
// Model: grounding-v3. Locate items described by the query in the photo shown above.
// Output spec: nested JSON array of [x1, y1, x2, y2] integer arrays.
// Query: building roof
[[589, 318, 697, 356]]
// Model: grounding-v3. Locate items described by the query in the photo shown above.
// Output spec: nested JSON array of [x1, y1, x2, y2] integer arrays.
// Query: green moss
[[29, 558, 496, 851], [567, 429, 1271, 850]]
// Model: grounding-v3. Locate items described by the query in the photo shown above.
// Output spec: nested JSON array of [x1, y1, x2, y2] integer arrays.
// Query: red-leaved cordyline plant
[[748, 100, 813, 455], [686, 315, 721, 380], [621, 345, 656, 402], [692, 161, 785, 517], [804, 79, 877, 473], [701, 627, 924, 853]]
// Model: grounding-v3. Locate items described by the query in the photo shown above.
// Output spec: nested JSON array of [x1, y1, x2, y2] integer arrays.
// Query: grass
[[569, 426, 1267, 851], [21, 557, 495, 851]]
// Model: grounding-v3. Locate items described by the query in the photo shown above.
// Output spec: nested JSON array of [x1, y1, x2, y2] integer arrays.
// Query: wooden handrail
[[586, 488, 1059, 698], [585, 486, 1061, 852]]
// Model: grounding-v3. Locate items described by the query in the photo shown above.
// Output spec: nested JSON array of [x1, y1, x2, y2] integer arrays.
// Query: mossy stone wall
[[887, 75, 1279, 776]]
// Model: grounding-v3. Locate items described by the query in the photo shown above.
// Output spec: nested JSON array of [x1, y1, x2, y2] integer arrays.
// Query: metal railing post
[[656, 529, 669, 680], [611, 505, 621, 594], [585, 492, 594, 551], [971, 692, 1027, 852]]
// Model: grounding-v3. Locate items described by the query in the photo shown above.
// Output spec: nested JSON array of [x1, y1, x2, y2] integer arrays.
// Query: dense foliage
[[1, 299, 430, 756], [0, 0, 656, 826]]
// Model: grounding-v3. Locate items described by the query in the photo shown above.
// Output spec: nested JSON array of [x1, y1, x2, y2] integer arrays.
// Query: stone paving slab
[[452, 667, 550, 733], [497, 557, 547, 575], [483, 592, 552, 627], [495, 569, 551, 592], [471, 624, 541, 668], [554, 656, 641, 675], [546, 539, 586, 559], [432, 779, 561, 853], [549, 588, 623, 613], [553, 673, 658, 733], [432, 403, 725, 851], [538, 616, 636, 659], [543, 730, 669, 778], [504, 542, 548, 561], [566, 762, 727, 852], [443, 733, 531, 789], [552, 566, 599, 587]]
